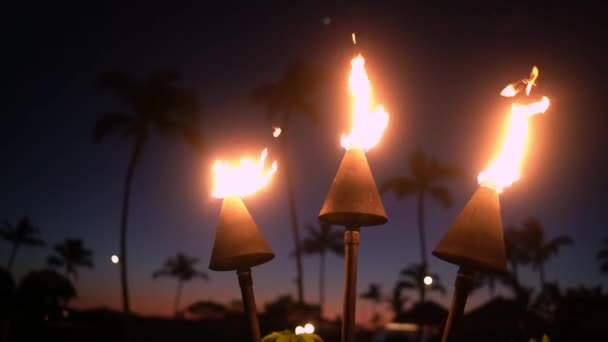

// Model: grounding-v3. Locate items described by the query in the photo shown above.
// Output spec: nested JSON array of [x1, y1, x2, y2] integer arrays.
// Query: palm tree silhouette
[[359, 283, 383, 325], [519, 216, 573, 291], [598, 238, 608, 274], [251, 62, 325, 303], [93, 70, 202, 315], [1, 217, 45, 271], [381, 149, 463, 278], [152, 252, 209, 317], [504, 226, 530, 284], [399, 263, 446, 303], [301, 221, 343, 316], [46, 239, 94, 281], [386, 281, 409, 319]]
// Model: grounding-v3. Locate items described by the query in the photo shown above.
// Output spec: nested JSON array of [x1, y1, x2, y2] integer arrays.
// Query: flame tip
[[212, 148, 277, 198], [342, 54, 389, 150]]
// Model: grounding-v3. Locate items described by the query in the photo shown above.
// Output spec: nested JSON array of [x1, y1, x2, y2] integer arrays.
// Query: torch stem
[[237, 268, 262, 342], [441, 266, 475, 342], [342, 226, 360, 342]]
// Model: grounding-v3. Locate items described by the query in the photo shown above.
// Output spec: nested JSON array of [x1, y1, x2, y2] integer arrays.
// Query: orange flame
[[500, 66, 540, 97], [341, 54, 389, 151], [212, 148, 277, 198], [478, 67, 549, 193]]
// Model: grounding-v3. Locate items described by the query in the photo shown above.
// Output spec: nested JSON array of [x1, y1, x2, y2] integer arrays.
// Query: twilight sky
[[2, 2, 607, 323]]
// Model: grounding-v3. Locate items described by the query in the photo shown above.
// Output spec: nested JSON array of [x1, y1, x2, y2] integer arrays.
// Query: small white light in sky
[[323, 17, 331, 25], [111, 255, 120, 264], [423, 276, 433, 286]]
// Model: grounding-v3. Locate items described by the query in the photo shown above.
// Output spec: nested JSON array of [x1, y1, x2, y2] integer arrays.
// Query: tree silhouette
[[359, 283, 383, 325], [17, 269, 76, 321], [504, 226, 530, 283], [301, 220, 343, 316], [472, 273, 499, 297], [386, 281, 409, 320], [381, 149, 464, 278], [1, 217, 45, 271], [399, 263, 446, 303], [152, 252, 209, 317], [94, 70, 202, 315], [519, 217, 573, 291], [185, 300, 227, 320], [598, 238, 608, 274], [251, 62, 325, 303], [46, 239, 94, 281]]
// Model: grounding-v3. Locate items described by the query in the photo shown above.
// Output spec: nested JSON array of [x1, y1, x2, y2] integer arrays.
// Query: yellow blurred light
[[304, 323, 315, 334]]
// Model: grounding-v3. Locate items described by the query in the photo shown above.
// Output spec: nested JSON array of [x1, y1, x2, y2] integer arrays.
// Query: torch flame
[[341, 54, 389, 151], [500, 66, 540, 97], [525, 66, 539, 95], [478, 67, 549, 193], [212, 148, 277, 198]]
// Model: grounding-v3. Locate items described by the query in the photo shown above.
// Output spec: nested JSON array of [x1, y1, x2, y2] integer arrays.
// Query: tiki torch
[[319, 54, 389, 342], [209, 148, 277, 342], [433, 67, 550, 342]]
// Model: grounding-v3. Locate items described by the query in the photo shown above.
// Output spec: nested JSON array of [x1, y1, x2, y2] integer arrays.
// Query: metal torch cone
[[319, 148, 387, 227], [209, 195, 274, 342], [432, 186, 508, 342], [209, 195, 274, 271], [319, 148, 387, 342], [432, 186, 507, 274]]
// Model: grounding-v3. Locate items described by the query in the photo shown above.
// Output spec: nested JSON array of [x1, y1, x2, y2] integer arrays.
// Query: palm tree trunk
[[417, 191, 428, 293], [174, 280, 184, 317], [279, 132, 304, 303], [6, 243, 18, 271], [420, 284, 426, 303], [120, 138, 144, 316], [539, 262, 546, 292], [319, 251, 325, 317], [511, 261, 519, 284]]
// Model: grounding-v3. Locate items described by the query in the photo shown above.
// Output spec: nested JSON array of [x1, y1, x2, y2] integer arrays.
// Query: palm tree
[[399, 263, 446, 303], [381, 149, 464, 277], [251, 62, 325, 303], [0, 217, 45, 271], [519, 216, 573, 291], [504, 226, 530, 283], [301, 221, 343, 316], [94, 71, 202, 315], [387, 281, 409, 319], [360, 283, 383, 325], [598, 238, 608, 274], [46, 239, 94, 281], [152, 252, 209, 317]]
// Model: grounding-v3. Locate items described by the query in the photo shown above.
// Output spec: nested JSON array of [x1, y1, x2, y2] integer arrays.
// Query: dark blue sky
[[2, 2, 607, 321]]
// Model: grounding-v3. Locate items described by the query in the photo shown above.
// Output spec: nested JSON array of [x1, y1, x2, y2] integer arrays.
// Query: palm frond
[[92, 112, 136, 142], [428, 185, 453, 208], [380, 177, 418, 198], [47, 255, 64, 268]]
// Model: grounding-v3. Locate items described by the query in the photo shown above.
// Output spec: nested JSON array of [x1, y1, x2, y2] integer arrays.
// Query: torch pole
[[237, 268, 262, 342], [440, 266, 475, 342], [342, 226, 360, 342]]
